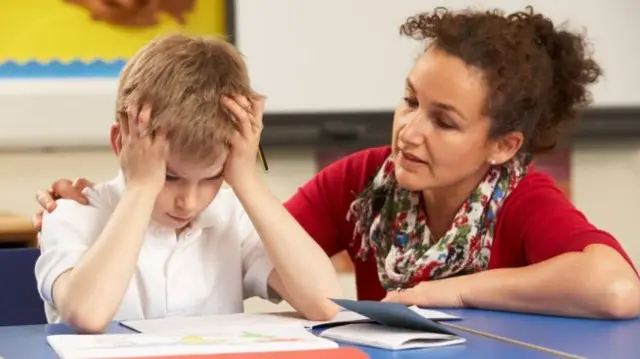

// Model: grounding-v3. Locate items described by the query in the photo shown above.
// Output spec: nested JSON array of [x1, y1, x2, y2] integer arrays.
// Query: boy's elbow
[[300, 300, 341, 322], [59, 302, 112, 334], [63, 310, 111, 334], [599, 278, 640, 320]]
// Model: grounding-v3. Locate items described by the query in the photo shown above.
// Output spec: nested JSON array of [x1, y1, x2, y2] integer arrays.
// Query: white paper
[[121, 308, 459, 335], [408, 306, 460, 321], [122, 311, 366, 335], [319, 323, 465, 350], [121, 312, 306, 335], [48, 324, 338, 359]]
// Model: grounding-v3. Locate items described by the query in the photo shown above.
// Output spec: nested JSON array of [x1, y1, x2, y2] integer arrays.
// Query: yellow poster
[[0, 0, 227, 78]]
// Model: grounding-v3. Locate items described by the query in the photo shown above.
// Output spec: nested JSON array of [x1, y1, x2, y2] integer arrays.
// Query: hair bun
[[523, 9, 602, 153]]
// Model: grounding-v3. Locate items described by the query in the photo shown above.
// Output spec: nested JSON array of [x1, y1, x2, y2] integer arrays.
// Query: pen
[[258, 144, 269, 173]]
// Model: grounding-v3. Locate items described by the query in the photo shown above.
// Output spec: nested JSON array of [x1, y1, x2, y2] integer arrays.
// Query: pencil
[[258, 144, 269, 172]]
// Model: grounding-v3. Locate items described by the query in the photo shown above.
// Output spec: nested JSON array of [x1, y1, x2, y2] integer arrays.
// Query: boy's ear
[[109, 124, 122, 155]]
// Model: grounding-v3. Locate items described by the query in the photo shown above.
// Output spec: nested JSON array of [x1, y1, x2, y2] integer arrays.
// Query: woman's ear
[[109, 123, 122, 155], [489, 131, 524, 165]]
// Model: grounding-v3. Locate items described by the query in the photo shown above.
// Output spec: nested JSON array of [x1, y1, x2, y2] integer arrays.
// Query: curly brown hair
[[400, 6, 602, 154]]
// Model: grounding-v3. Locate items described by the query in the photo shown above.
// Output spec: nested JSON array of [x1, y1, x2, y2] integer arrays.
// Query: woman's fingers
[[51, 178, 90, 205], [32, 209, 44, 232], [35, 190, 57, 212], [73, 178, 95, 199]]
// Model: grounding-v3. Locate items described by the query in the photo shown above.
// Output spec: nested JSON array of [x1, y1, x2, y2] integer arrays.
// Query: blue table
[[0, 321, 554, 359], [442, 309, 640, 358]]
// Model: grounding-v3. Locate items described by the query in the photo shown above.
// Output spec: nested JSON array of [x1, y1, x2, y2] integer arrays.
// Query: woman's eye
[[434, 115, 456, 130], [165, 175, 180, 182], [403, 97, 419, 108]]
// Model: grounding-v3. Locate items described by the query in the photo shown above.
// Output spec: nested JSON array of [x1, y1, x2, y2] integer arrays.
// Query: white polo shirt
[[35, 173, 278, 324]]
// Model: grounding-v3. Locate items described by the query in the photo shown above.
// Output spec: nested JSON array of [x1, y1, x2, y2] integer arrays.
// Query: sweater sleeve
[[500, 172, 636, 271]]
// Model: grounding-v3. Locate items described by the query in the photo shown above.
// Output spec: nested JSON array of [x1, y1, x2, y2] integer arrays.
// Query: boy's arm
[[235, 176, 342, 321], [46, 187, 157, 333], [222, 95, 340, 320], [43, 104, 167, 333]]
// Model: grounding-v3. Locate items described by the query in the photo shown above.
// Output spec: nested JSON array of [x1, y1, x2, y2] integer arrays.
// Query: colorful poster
[[0, 0, 227, 78], [316, 147, 572, 273]]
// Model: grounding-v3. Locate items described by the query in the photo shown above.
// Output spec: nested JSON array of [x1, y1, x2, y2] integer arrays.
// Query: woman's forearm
[[233, 175, 342, 320], [461, 245, 640, 319], [54, 187, 157, 332]]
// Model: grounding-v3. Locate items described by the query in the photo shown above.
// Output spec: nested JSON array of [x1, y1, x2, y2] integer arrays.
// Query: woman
[[33, 6, 640, 319]]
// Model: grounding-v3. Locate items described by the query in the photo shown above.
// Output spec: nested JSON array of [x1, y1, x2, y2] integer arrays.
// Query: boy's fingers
[[235, 95, 252, 114], [137, 104, 153, 138], [118, 112, 129, 137], [127, 105, 139, 137], [252, 95, 266, 126], [151, 128, 169, 154], [235, 95, 262, 131], [138, 104, 152, 127], [153, 127, 168, 144], [222, 96, 251, 136], [223, 96, 247, 119]]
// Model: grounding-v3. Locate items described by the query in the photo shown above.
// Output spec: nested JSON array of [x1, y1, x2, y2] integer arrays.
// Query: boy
[[34, 34, 341, 333]]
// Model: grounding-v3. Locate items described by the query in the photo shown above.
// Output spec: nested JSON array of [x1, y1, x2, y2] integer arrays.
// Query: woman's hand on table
[[382, 277, 467, 308]]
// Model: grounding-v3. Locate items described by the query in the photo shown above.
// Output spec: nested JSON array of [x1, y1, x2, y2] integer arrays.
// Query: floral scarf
[[347, 153, 531, 290]]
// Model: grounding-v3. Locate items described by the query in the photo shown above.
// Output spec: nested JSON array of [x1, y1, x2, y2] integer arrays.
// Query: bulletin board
[[0, 0, 227, 78]]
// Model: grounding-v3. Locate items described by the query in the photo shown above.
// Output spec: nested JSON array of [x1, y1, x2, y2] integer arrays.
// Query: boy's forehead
[[166, 153, 227, 178]]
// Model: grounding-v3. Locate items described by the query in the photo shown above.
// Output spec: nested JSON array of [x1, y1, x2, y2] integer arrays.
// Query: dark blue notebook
[[329, 299, 457, 335]]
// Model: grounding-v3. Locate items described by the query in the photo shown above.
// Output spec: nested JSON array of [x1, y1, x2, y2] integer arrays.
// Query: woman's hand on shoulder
[[381, 277, 467, 308], [32, 178, 94, 231]]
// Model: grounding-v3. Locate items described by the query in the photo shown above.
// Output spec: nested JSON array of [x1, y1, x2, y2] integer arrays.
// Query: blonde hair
[[116, 33, 256, 163]]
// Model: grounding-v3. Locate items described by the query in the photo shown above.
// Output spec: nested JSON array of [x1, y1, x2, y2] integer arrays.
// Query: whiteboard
[[236, 0, 640, 112]]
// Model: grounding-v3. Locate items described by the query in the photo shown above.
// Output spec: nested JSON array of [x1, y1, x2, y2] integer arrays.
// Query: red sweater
[[284, 146, 635, 301]]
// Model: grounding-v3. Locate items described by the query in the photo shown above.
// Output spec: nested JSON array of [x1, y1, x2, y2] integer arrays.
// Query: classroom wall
[[1, 0, 638, 314], [1, 141, 639, 313]]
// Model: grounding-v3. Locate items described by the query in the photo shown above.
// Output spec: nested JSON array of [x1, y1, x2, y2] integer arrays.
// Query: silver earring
[[489, 159, 496, 165]]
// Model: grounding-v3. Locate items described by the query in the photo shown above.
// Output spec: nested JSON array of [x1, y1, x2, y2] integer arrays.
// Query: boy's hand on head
[[222, 95, 266, 189], [119, 104, 168, 195]]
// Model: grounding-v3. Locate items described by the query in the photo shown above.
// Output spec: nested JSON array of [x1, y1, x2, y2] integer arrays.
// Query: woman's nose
[[398, 114, 427, 146]]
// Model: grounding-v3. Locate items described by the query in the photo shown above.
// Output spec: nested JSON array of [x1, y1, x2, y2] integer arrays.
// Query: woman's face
[[391, 46, 519, 193]]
